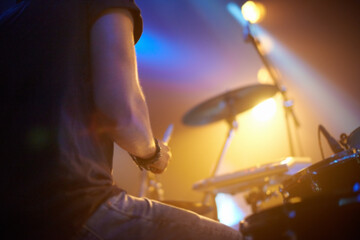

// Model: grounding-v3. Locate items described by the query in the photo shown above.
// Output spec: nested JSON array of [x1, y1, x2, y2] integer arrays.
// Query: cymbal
[[183, 84, 279, 126]]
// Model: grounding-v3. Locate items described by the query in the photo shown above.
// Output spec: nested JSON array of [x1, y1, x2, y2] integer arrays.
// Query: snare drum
[[280, 148, 360, 202]]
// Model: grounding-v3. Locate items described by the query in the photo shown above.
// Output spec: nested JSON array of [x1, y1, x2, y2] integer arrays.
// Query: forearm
[[91, 9, 156, 158]]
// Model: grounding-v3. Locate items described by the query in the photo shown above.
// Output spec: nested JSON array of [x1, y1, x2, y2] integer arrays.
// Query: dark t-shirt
[[0, 0, 142, 238]]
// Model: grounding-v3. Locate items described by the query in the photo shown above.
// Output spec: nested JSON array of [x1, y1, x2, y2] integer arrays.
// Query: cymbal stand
[[139, 171, 164, 201], [202, 99, 239, 219], [243, 23, 300, 156], [210, 117, 238, 177]]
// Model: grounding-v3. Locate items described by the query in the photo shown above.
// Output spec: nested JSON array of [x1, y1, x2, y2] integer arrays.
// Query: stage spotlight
[[251, 98, 277, 122], [241, 1, 266, 24], [216, 193, 245, 228]]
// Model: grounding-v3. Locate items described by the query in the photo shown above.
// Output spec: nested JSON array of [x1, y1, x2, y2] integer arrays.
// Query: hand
[[148, 139, 171, 174]]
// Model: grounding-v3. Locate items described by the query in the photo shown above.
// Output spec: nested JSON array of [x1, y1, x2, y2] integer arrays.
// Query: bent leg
[[75, 192, 242, 240]]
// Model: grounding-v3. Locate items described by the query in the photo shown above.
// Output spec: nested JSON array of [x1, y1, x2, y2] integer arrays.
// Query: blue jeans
[[74, 191, 242, 240]]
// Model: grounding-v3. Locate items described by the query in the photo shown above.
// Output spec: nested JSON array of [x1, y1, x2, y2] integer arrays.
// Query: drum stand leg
[[202, 192, 219, 220], [139, 170, 164, 201]]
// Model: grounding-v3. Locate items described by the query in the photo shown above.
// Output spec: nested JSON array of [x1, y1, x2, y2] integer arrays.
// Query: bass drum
[[239, 193, 360, 240]]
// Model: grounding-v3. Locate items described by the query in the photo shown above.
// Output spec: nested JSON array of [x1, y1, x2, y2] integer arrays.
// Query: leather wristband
[[129, 138, 161, 171]]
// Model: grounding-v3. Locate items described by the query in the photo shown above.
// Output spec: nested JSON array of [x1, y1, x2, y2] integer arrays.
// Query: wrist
[[129, 138, 161, 171], [140, 139, 158, 159]]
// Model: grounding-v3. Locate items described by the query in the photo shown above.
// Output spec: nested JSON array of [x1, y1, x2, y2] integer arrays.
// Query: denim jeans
[[74, 191, 242, 240]]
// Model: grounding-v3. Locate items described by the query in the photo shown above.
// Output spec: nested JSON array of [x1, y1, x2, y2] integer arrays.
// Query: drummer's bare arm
[[91, 9, 170, 173]]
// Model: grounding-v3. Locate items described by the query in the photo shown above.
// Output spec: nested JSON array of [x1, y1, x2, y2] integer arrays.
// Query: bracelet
[[129, 138, 161, 171]]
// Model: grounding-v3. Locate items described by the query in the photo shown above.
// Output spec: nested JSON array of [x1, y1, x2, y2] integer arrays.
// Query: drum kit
[[139, 80, 360, 238], [180, 83, 360, 239]]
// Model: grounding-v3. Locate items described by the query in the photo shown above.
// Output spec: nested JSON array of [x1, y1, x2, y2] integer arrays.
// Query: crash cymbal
[[183, 84, 278, 126]]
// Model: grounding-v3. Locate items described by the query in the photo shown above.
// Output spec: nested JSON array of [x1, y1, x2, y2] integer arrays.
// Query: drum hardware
[[139, 170, 165, 201], [183, 83, 278, 218], [347, 126, 360, 149], [316, 124, 360, 161], [244, 184, 282, 213], [183, 84, 278, 213], [140, 172, 213, 215], [193, 157, 312, 213], [318, 124, 345, 160], [339, 133, 351, 150], [141, 173, 213, 215], [196, 160, 286, 217], [183, 84, 279, 180], [337, 126, 360, 153]]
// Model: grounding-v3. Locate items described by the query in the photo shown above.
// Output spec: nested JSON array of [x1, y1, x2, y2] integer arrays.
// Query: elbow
[[93, 95, 142, 136]]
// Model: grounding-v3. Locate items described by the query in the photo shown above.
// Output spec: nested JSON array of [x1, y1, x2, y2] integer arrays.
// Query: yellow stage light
[[241, 1, 266, 24], [251, 98, 277, 122]]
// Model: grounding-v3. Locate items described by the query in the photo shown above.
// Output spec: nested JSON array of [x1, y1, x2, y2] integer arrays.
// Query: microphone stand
[[243, 23, 300, 156]]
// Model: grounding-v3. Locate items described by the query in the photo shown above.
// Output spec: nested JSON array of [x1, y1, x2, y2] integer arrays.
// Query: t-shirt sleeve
[[88, 0, 143, 44]]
